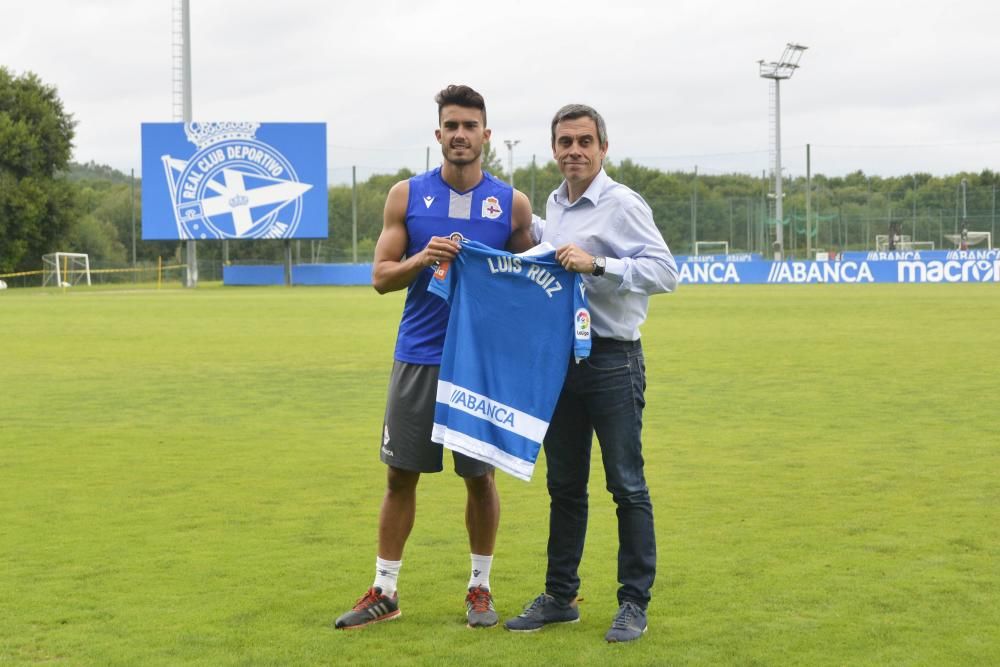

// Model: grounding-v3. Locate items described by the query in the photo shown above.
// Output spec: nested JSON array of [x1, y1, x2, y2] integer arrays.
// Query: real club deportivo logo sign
[[162, 122, 313, 239]]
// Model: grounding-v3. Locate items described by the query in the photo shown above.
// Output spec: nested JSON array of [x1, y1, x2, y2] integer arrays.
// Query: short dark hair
[[435, 85, 487, 125], [550, 104, 608, 149]]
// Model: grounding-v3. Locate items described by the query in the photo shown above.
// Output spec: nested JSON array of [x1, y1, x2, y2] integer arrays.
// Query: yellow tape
[[0, 266, 187, 280], [0, 270, 44, 278], [89, 265, 187, 275]]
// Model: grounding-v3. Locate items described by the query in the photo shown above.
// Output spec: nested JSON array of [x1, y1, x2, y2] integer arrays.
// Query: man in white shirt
[[505, 104, 678, 643]]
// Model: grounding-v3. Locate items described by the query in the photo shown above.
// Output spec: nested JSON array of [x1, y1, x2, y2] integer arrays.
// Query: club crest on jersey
[[481, 196, 503, 220], [575, 308, 592, 340], [433, 232, 465, 280]]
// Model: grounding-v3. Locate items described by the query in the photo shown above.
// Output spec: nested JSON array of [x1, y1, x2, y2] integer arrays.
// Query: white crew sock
[[468, 553, 493, 590], [373, 557, 402, 597]]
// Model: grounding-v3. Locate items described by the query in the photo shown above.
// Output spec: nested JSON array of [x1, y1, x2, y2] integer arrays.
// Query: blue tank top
[[394, 167, 513, 364]]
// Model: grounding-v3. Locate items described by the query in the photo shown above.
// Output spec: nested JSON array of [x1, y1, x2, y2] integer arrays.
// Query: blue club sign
[[141, 122, 327, 240]]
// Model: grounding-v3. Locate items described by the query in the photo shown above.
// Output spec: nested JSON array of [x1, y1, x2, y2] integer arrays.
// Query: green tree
[[0, 67, 79, 272], [482, 141, 505, 180], [72, 179, 131, 264], [66, 213, 126, 264]]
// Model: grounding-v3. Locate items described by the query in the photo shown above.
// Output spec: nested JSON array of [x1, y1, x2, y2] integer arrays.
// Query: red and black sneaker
[[334, 587, 401, 629]]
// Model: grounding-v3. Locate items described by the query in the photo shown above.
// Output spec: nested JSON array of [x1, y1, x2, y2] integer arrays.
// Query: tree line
[[3, 67, 998, 274], [41, 160, 997, 270]]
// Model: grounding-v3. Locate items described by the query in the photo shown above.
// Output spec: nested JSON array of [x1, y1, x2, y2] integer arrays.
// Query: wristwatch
[[591, 256, 606, 277]]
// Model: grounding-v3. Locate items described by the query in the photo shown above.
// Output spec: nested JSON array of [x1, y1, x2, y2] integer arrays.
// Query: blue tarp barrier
[[224, 264, 372, 286]]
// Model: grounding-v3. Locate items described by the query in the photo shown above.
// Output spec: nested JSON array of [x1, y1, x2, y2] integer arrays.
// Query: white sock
[[468, 553, 493, 590], [373, 557, 402, 597]]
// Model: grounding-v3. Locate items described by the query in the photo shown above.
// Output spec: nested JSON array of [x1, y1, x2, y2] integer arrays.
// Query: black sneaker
[[604, 600, 647, 642], [334, 587, 401, 629], [504, 593, 579, 632], [465, 585, 498, 628]]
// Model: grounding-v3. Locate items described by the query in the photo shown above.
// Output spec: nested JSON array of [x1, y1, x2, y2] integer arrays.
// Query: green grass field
[[1, 283, 998, 666]]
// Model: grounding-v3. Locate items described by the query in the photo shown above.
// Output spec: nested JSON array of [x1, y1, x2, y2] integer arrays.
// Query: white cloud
[[2, 0, 999, 182]]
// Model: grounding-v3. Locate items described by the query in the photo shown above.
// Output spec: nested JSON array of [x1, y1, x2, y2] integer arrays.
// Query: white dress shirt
[[537, 169, 677, 341]]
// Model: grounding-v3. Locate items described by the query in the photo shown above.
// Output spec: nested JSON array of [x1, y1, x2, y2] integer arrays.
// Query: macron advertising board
[[141, 122, 327, 240], [678, 254, 1000, 285]]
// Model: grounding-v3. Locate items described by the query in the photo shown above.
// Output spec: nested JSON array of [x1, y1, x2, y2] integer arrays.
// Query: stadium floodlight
[[759, 42, 808, 261], [504, 139, 520, 186]]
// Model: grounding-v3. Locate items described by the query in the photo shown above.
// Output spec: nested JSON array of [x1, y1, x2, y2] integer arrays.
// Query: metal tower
[[173, 0, 197, 286], [759, 43, 807, 261]]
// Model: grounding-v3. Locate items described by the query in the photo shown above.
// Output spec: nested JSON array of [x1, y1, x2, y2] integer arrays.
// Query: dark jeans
[[543, 337, 656, 608]]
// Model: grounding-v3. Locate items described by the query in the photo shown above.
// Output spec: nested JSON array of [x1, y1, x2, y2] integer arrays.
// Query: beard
[[443, 143, 481, 167]]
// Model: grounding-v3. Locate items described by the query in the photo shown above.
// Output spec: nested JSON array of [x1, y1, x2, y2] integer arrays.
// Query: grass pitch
[[1, 283, 997, 665]]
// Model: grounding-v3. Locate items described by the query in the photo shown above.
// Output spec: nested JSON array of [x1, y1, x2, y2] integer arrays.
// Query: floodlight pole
[[691, 165, 698, 252], [504, 139, 519, 186], [774, 78, 783, 259], [759, 43, 807, 261], [805, 144, 812, 257], [179, 0, 197, 287], [352, 165, 358, 263], [131, 168, 137, 270], [960, 178, 968, 250]]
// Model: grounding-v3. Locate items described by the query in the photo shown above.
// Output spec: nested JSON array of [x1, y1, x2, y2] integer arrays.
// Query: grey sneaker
[[504, 593, 579, 632], [605, 600, 647, 642], [334, 587, 401, 629], [465, 585, 498, 628]]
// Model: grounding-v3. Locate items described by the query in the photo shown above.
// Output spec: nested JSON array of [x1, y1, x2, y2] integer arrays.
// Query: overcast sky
[[3, 0, 999, 184]]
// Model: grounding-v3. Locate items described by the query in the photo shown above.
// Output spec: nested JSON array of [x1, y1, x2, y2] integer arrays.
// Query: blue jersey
[[394, 168, 513, 365], [428, 240, 591, 481]]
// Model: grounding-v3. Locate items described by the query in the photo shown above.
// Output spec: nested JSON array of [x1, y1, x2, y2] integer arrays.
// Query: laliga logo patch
[[575, 308, 591, 340], [481, 196, 503, 220], [162, 122, 312, 240]]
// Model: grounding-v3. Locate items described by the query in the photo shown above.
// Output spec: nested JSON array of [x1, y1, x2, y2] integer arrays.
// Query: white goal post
[[876, 234, 907, 251], [694, 241, 729, 256], [876, 236, 937, 251], [42, 252, 92, 287], [901, 241, 936, 251], [944, 232, 992, 250]]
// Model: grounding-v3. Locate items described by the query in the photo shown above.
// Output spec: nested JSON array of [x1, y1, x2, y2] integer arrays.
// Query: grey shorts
[[380, 360, 492, 478]]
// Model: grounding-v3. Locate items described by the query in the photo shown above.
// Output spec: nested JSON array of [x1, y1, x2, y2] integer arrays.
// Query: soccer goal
[[694, 241, 729, 256], [876, 234, 911, 251], [944, 232, 992, 250], [42, 252, 92, 287]]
